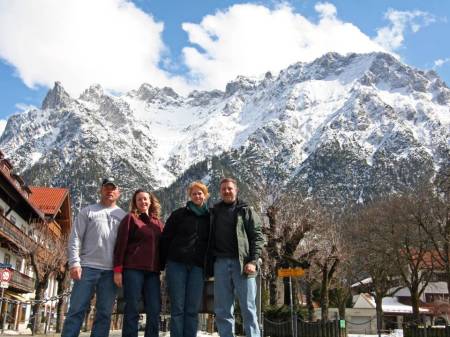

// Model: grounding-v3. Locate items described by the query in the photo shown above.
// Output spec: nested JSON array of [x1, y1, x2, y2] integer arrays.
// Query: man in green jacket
[[210, 177, 264, 337]]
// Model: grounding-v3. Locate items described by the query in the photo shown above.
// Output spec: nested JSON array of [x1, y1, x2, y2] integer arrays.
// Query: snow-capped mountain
[[1, 52, 449, 211]]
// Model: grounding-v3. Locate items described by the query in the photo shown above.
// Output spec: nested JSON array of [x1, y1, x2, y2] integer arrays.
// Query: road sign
[[0, 269, 12, 282], [277, 267, 305, 278], [0, 282, 8, 288]]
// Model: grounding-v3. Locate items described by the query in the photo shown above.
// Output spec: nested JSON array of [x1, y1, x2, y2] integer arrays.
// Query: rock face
[[41, 81, 73, 110], [1, 52, 449, 213]]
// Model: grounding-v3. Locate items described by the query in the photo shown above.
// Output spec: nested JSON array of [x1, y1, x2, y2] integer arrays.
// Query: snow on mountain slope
[[0, 52, 448, 208]]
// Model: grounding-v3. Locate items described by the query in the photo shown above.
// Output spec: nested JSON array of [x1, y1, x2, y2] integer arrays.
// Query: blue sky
[[0, 0, 449, 125]]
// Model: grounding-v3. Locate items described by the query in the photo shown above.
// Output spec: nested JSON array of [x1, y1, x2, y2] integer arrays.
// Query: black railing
[[404, 326, 450, 337], [264, 317, 292, 337], [263, 319, 346, 337], [297, 319, 345, 337]]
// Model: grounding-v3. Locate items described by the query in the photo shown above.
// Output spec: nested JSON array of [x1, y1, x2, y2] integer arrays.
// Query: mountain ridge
[[1, 52, 448, 212]]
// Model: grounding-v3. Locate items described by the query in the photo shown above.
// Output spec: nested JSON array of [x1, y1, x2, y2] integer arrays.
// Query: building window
[[15, 259, 21, 272], [9, 215, 16, 225], [4, 253, 10, 265], [426, 293, 449, 303], [20, 305, 26, 323], [25, 262, 32, 276], [431, 272, 447, 282], [435, 317, 447, 326]]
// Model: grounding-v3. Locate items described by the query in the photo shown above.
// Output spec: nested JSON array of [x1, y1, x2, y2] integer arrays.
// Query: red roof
[[29, 187, 69, 215]]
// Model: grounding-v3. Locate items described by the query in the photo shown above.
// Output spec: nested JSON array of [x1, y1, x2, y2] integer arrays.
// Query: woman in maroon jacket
[[113, 189, 164, 337]]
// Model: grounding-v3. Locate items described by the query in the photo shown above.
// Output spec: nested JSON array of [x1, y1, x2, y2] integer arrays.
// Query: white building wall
[[0, 194, 59, 330], [346, 308, 378, 334], [0, 247, 25, 272], [0, 198, 34, 278]]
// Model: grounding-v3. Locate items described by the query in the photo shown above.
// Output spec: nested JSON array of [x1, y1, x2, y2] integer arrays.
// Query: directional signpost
[[278, 266, 307, 337], [277, 267, 305, 278]]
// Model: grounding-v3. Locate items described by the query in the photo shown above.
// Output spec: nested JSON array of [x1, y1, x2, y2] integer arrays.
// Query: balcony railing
[[0, 213, 34, 250], [9, 270, 35, 293]]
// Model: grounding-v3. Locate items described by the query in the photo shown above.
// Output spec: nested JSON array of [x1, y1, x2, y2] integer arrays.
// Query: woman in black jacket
[[160, 181, 210, 337]]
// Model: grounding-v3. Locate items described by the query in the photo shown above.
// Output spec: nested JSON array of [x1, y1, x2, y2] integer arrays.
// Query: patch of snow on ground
[[350, 330, 404, 337]]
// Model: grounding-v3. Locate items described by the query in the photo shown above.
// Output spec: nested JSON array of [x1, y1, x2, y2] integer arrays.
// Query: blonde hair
[[130, 189, 161, 219], [187, 181, 209, 200]]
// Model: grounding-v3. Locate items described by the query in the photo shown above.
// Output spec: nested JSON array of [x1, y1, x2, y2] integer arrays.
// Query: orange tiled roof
[[405, 249, 445, 270], [29, 187, 69, 215]]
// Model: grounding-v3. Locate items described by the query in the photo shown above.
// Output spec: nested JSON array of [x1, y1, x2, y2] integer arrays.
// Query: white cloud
[[374, 9, 436, 51], [181, 3, 385, 90], [15, 103, 37, 112], [0, 119, 6, 137], [315, 2, 337, 19], [0, 1, 438, 97], [0, 0, 189, 96], [434, 58, 450, 68]]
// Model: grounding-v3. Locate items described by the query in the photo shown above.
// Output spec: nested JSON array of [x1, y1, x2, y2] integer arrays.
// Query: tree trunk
[[292, 279, 298, 310], [411, 292, 421, 324], [269, 274, 278, 306], [447, 269, 450, 306], [283, 277, 291, 306], [266, 206, 281, 307], [338, 298, 346, 320], [375, 296, 384, 337], [320, 264, 329, 322], [55, 269, 70, 332], [305, 281, 315, 321], [332, 287, 348, 319], [445, 244, 450, 305], [31, 280, 47, 335]]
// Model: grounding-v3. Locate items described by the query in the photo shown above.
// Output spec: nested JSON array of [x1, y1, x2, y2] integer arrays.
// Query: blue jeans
[[122, 269, 160, 337], [214, 258, 260, 337], [166, 260, 204, 337], [62, 267, 117, 337]]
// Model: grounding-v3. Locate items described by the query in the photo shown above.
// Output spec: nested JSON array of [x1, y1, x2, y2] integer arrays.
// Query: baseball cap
[[101, 177, 117, 188]]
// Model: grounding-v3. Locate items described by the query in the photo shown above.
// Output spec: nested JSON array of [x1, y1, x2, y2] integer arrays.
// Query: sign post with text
[[277, 267, 306, 337], [0, 268, 13, 334]]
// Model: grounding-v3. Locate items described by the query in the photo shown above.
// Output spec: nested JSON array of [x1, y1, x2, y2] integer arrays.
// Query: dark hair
[[130, 189, 161, 218], [219, 177, 238, 187]]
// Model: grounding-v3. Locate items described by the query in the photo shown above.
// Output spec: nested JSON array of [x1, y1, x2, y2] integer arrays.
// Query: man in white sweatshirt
[[62, 178, 127, 337]]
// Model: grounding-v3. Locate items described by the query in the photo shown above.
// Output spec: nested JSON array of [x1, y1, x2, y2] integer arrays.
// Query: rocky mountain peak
[[366, 53, 429, 92], [79, 84, 104, 103], [1, 52, 448, 211], [187, 89, 223, 106], [225, 75, 259, 96], [161, 87, 179, 99], [135, 83, 180, 104], [41, 81, 73, 110]]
